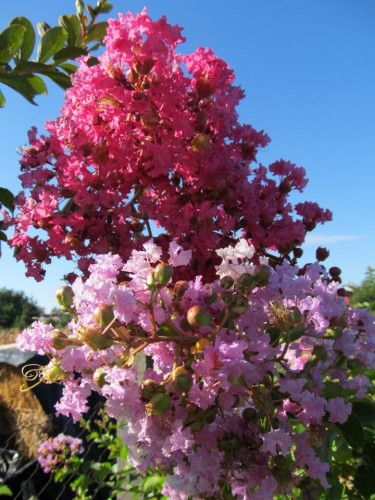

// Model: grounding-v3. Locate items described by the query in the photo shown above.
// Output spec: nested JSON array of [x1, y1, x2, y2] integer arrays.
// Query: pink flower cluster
[[37, 433, 84, 474], [18, 240, 375, 499], [9, 9, 331, 281]]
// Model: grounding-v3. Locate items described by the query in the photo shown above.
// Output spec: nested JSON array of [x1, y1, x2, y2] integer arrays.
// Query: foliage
[[0, 287, 42, 329], [351, 266, 375, 313], [39, 409, 166, 499], [0, 0, 112, 107]]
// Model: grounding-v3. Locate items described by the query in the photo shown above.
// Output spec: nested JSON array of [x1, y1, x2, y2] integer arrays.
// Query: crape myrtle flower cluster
[[9, 9, 332, 282], [18, 239, 375, 499], [37, 433, 84, 474]]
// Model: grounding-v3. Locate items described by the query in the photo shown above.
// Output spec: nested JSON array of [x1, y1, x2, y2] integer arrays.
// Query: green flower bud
[[154, 263, 173, 286], [254, 265, 272, 286], [55, 285, 74, 308], [93, 304, 115, 326], [172, 366, 193, 394], [146, 270, 156, 289], [93, 367, 107, 388], [187, 305, 212, 327], [220, 275, 235, 290], [77, 326, 114, 351], [236, 273, 255, 293], [50, 330, 72, 350], [146, 392, 172, 415], [242, 407, 258, 422], [173, 280, 189, 299]]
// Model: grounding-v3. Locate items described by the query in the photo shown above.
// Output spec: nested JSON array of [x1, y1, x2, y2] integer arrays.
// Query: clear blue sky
[[1, 0, 374, 312]]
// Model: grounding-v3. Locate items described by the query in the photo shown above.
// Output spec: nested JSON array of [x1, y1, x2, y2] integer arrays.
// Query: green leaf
[[84, 22, 108, 44], [27, 74, 48, 95], [59, 62, 78, 74], [355, 463, 375, 497], [0, 87, 5, 107], [10, 17, 35, 60], [0, 187, 15, 212], [336, 410, 365, 450], [0, 485, 13, 496], [59, 14, 82, 47], [37, 21, 51, 37], [0, 231, 7, 242], [0, 73, 36, 104], [53, 46, 87, 64], [37, 27, 67, 63], [0, 25, 26, 63], [14, 61, 71, 90], [352, 401, 375, 428], [140, 474, 165, 492]]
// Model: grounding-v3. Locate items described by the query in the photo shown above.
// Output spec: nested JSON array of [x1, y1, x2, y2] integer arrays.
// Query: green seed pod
[[154, 263, 173, 286], [55, 285, 74, 308], [187, 305, 212, 327], [50, 330, 72, 350]]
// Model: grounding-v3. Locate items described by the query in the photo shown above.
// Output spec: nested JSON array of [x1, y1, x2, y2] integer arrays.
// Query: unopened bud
[[93, 304, 114, 326], [254, 265, 271, 286], [55, 285, 74, 308], [220, 275, 235, 290], [236, 273, 255, 293], [191, 338, 211, 354], [242, 407, 258, 422], [316, 247, 330, 262], [174, 280, 189, 299], [172, 366, 193, 394], [93, 367, 107, 388], [50, 330, 72, 350], [77, 326, 114, 351], [146, 392, 172, 415], [329, 266, 341, 278], [154, 263, 173, 286], [187, 305, 212, 327]]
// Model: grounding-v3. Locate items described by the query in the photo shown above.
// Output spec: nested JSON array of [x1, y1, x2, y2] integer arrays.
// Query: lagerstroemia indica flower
[[9, 9, 331, 282], [17, 239, 375, 499], [11, 9, 375, 500]]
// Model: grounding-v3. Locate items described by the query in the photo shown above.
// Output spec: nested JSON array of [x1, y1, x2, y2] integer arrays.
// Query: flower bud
[[146, 393, 172, 415], [55, 285, 74, 308], [141, 379, 163, 400], [146, 270, 156, 289], [220, 275, 235, 290], [93, 304, 114, 326], [231, 295, 249, 314], [329, 266, 341, 278], [191, 338, 211, 354], [154, 263, 173, 286], [42, 358, 68, 384], [236, 273, 255, 293], [187, 305, 212, 327], [93, 367, 107, 388], [77, 326, 114, 351], [50, 330, 73, 350], [254, 265, 272, 286], [242, 407, 258, 422], [172, 366, 193, 394], [174, 280, 189, 299], [316, 246, 330, 262]]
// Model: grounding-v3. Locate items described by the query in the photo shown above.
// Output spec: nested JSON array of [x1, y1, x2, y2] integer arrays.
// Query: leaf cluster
[[0, 0, 112, 106], [53, 409, 166, 500]]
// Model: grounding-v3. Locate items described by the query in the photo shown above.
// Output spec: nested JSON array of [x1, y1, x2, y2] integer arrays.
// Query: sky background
[[1, 0, 374, 312]]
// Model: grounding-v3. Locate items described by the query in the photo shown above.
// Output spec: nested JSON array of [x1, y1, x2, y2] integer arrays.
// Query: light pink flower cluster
[[37, 433, 84, 474], [18, 240, 375, 499], [9, 9, 331, 281]]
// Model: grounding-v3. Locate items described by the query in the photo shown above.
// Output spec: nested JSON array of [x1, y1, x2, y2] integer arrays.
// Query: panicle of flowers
[[9, 9, 331, 282], [37, 433, 84, 474], [17, 239, 375, 499]]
